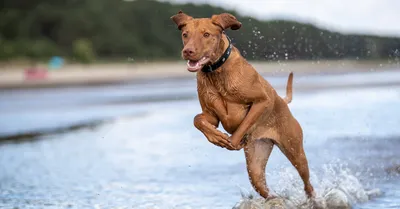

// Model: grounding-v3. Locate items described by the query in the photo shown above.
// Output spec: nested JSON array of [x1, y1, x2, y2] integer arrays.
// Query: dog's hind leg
[[276, 133, 315, 199], [244, 138, 275, 199]]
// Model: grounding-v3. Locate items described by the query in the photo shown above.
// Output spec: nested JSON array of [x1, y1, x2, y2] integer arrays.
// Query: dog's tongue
[[187, 60, 202, 72], [187, 57, 210, 72], [188, 60, 198, 67]]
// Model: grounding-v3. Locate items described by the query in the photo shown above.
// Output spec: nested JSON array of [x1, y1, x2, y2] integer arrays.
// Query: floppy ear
[[211, 13, 242, 30], [170, 10, 193, 30]]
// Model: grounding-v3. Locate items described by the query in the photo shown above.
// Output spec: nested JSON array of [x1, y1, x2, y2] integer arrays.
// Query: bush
[[0, 39, 61, 61], [0, 40, 17, 60], [26, 39, 61, 60], [72, 39, 96, 63]]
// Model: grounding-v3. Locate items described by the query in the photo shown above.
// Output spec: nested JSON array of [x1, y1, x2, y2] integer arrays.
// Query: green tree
[[0, 0, 399, 63]]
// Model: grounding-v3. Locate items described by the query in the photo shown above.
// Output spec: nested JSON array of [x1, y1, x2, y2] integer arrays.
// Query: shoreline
[[1, 66, 400, 142], [2, 78, 400, 143], [0, 60, 399, 90]]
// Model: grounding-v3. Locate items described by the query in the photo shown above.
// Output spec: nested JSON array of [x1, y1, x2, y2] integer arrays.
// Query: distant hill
[[1, 0, 399, 63]]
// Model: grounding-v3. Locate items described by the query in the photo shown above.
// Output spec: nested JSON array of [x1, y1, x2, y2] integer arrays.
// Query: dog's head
[[171, 11, 242, 72]]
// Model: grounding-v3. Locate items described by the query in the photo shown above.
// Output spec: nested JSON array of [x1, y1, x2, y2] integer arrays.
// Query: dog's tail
[[283, 72, 293, 104]]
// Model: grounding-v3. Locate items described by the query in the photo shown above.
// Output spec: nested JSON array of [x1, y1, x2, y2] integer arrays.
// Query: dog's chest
[[198, 75, 249, 133], [204, 73, 243, 102]]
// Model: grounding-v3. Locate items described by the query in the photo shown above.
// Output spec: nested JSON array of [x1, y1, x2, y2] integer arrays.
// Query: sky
[[160, 0, 400, 37]]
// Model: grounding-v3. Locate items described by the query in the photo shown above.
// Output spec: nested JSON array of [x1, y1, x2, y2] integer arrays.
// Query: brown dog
[[171, 11, 315, 200]]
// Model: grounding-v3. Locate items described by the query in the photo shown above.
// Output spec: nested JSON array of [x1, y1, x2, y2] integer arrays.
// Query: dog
[[171, 11, 315, 200]]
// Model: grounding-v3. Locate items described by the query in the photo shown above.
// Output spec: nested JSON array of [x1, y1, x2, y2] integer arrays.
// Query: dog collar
[[201, 35, 232, 73]]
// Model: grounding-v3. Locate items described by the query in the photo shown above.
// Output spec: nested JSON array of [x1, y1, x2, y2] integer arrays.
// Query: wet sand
[[0, 60, 399, 89]]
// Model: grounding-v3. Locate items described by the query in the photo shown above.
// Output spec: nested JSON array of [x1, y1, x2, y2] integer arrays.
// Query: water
[[0, 70, 400, 209]]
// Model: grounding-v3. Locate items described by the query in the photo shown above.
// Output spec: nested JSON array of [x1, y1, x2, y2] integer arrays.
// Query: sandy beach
[[1, 60, 399, 89]]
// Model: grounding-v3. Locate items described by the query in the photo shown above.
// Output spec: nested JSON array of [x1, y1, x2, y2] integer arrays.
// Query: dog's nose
[[183, 48, 195, 57]]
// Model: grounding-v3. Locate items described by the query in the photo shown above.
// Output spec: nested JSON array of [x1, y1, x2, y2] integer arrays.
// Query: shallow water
[[1, 71, 400, 209]]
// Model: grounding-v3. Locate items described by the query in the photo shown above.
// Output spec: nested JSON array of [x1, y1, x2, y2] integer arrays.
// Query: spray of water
[[233, 162, 381, 209]]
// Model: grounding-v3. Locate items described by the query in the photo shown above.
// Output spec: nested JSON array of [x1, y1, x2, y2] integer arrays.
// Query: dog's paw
[[208, 131, 236, 150], [227, 138, 244, 151]]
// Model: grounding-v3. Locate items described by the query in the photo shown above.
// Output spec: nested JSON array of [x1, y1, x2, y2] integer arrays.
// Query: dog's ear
[[171, 10, 193, 30], [211, 13, 242, 30]]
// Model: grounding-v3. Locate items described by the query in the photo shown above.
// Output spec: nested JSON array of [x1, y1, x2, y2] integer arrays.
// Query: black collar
[[201, 35, 232, 73]]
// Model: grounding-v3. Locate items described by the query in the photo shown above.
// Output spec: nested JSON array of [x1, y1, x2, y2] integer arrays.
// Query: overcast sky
[[160, 0, 400, 37]]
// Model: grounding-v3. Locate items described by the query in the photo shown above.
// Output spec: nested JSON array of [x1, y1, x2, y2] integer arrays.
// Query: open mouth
[[186, 57, 210, 72]]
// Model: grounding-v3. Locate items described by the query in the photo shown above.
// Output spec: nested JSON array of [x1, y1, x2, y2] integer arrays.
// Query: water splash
[[233, 162, 381, 209]]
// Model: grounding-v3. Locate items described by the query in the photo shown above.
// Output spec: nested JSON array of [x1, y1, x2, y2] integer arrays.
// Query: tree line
[[1, 0, 399, 63]]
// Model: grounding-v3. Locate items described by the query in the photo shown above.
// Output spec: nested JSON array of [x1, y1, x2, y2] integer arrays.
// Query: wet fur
[[171, 11, 315, 200]]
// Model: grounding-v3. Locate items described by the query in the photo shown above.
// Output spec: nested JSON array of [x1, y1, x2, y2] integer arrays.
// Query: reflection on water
[[0, 71, 400, 209]]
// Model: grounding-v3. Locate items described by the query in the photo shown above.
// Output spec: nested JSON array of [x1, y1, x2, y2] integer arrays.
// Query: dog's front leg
[[229, 82, 275, 149], [194, 113, 236, 150]]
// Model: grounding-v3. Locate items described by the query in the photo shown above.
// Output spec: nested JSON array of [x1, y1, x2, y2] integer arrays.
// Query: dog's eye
[[203, 32, 210, 38], [182, 33, 188, 38]]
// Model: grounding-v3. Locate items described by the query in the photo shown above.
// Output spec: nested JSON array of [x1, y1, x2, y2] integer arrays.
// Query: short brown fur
[[171, 11, 315, 200]]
